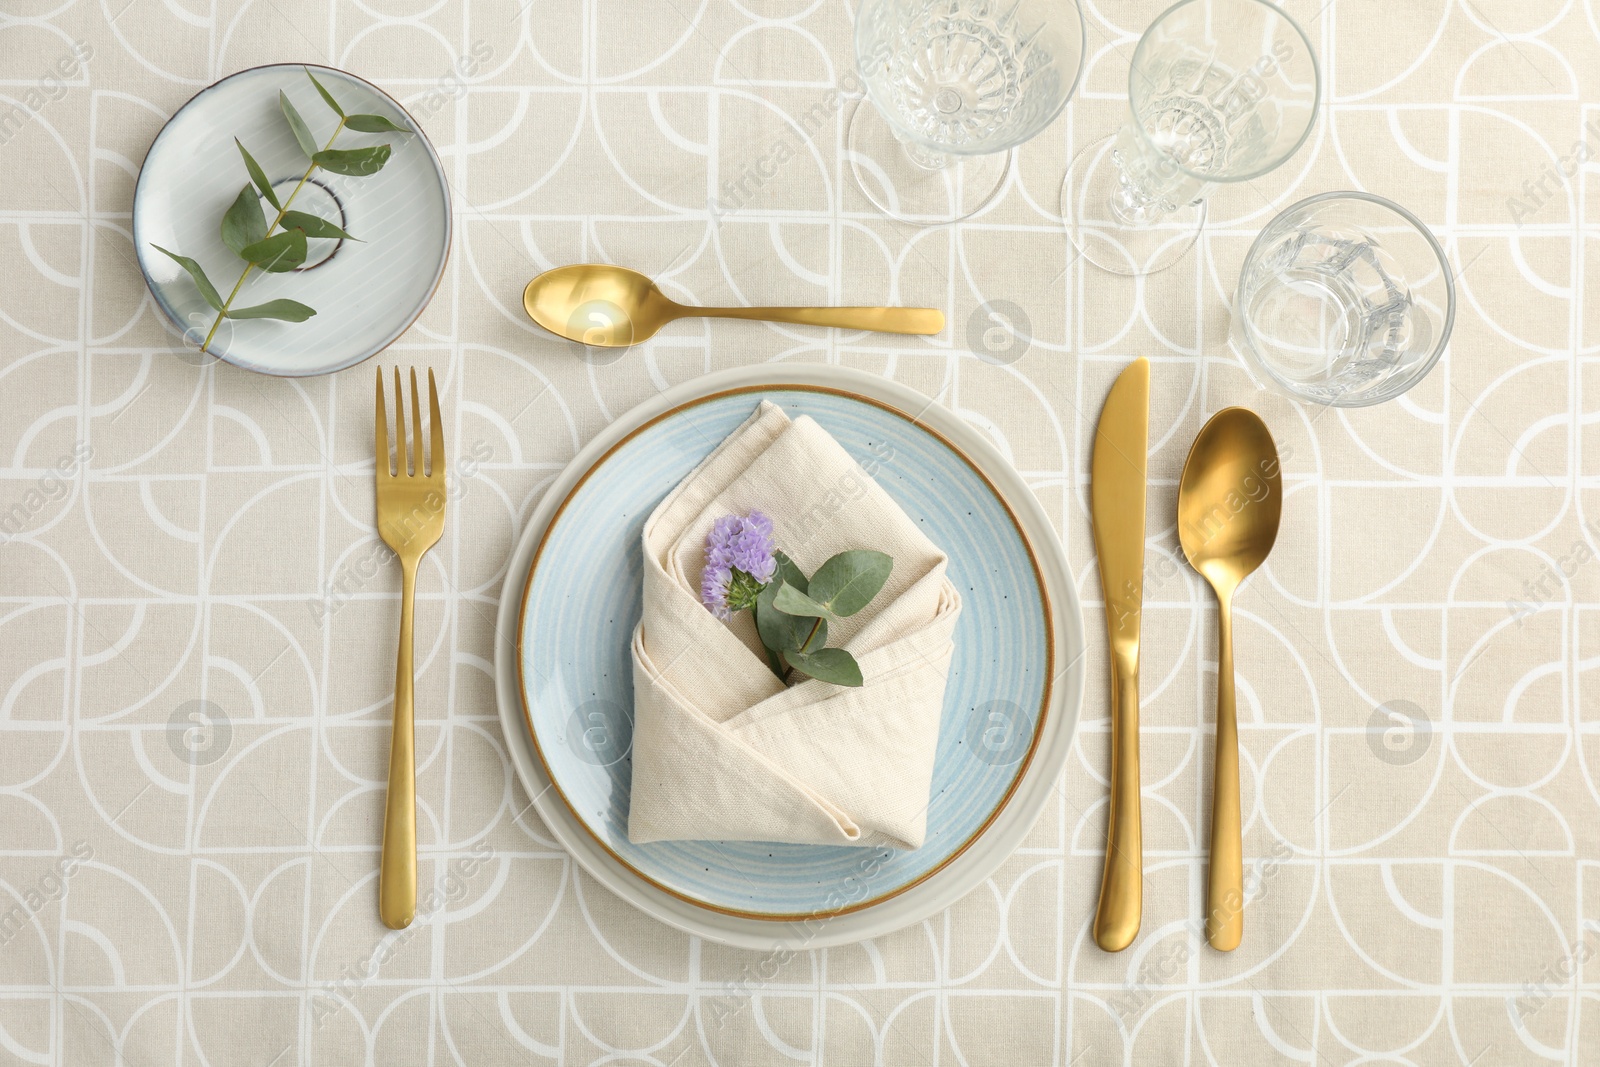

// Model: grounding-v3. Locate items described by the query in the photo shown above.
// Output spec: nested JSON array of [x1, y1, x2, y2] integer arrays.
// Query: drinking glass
[[1231, 191, 1455, 406], [850, 0, 1085, 225], [1063, 0, 1319, 275]]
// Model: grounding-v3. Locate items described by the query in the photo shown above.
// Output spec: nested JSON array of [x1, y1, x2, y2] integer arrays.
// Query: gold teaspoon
[[1177, 407, 1282, 951], [522, 264, 944, 347]]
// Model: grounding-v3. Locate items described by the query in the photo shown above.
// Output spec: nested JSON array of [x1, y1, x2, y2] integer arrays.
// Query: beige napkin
[[627, 401, 962, 849]]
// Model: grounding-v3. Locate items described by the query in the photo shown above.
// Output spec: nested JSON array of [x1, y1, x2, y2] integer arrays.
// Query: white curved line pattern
[[0, 0, 1597, 1062]]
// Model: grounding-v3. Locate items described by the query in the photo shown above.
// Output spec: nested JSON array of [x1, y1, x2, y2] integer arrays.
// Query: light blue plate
[[516, 384, 1056, 918]]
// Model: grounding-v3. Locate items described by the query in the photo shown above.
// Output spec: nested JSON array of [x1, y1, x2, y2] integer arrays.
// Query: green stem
[[200, 117, 347, 353], [799, 616, 824, 654], [780, 615, 827, 685]]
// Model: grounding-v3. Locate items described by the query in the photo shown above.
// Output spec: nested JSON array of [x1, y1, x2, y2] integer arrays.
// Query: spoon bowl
[[1177, 406, 1281, 952], [523, 264, 944, 348], [1178, 409, 1282, 591], [523, 265, 671, 347]]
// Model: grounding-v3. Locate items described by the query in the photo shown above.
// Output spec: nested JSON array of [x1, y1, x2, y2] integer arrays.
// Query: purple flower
[[701, 510, 777, 620]]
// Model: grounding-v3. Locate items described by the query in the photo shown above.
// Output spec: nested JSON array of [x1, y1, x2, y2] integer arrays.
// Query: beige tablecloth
[[1, 1, 1596, 1063]]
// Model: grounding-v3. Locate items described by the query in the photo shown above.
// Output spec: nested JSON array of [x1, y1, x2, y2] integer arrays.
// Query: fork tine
[[393, 366, 408, 476], [427, 369, 443, 479], [375, 366, 390, 477], [409, 368, 423, 478]]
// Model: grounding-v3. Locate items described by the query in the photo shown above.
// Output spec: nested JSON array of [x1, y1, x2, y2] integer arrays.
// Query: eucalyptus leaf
[[772, 582, 831, 620], [771, 550, 808, 593], [227, 298, 316, 322], [280, 90, 319, 159], [239, 228, 307, 273], [757, 584, 825, 656], [235, 138, 280, 210], [305, 69, 344, 117], [753, 584, 793, 652], [151, 245, 223, 310], [280, 210, 358, 242], [220, 184, 266, 257], [312, 144, 391, 176], [807, 550, 893, 618], [761, 644, 786, 682], [796, 617, 827, 654], [345, 113, 408, 134], [786, 648, 863, 687], [757, 553, 822, 656]]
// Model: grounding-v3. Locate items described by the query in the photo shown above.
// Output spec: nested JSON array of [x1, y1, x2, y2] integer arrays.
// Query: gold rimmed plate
[[492, 364, 1084, 947]]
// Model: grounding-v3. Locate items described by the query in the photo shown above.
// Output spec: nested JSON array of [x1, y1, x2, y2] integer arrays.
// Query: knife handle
[[1093, 654, 1142, 952]]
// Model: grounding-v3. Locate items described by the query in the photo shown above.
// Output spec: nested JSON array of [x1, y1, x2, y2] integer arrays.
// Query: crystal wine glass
[[850, 0, 1086, 226], [1063, 0, 1320, 275]]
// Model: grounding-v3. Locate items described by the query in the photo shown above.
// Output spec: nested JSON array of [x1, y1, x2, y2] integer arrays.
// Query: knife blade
[[1090, 357, 1149, 952]]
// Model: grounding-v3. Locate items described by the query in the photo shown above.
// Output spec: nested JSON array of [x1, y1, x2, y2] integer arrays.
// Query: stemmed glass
[[1063, 0, 1320, 275], [850, 0, 1086, 226]]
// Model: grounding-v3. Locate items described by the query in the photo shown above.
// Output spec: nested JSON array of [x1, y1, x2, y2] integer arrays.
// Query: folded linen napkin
[[627, 400, 962, 849]]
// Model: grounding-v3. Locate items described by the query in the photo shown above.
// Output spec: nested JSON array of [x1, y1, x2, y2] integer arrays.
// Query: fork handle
[[380, 557, 418, 930]]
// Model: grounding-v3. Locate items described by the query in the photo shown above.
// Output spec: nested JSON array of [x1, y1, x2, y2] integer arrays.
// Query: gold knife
[[1090, 357, 1149, 952]]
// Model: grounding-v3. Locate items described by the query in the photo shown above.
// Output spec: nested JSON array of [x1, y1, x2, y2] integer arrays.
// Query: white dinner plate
[[132, 64, 450, 377], [493, 364, 1085, 949]]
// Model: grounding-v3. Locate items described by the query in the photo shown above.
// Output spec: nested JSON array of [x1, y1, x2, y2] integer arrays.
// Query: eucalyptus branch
[[780, 614, 826, 683], [151, 68, 409, 357], [201, 117, 347, 352]]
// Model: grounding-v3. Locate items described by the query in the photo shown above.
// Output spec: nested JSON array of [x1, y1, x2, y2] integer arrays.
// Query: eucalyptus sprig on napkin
[[701, 511, 892, 687], [152, 67, 410, 354]]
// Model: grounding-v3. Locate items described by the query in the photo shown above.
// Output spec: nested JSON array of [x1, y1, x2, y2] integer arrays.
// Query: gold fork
[[374, 366, 445, 930]]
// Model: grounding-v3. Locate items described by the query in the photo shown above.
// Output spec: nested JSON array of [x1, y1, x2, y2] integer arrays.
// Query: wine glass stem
[[897, 133, 951, 171], [1106, 125, 1204, 227]]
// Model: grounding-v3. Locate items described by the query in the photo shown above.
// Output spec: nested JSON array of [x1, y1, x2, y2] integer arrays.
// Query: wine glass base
[[1062, 133, 1204, 276], [847, 101, 1010, 226]]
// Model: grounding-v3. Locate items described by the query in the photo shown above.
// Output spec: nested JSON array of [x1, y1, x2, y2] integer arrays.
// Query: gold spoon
[[1177, 407, 1282, 952], [522, 264, 945, 347]]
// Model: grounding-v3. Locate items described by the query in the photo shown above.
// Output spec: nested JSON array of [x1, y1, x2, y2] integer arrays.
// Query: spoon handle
[[691, 306, 944, 336], [1206, 594, 1244, 951]]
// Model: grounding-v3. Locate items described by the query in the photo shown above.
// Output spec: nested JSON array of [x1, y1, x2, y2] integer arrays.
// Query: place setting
[[117, 0, 1459, 957], [31, 0, 1574, 1059]]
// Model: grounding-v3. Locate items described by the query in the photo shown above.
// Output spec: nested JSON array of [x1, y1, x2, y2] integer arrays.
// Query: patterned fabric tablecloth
[[1, 0, 1596, 1063]]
